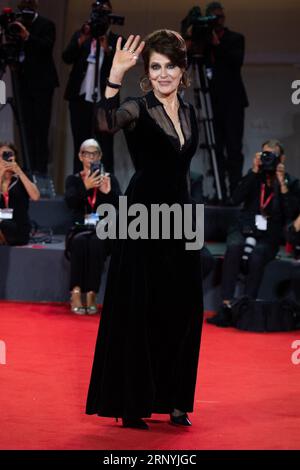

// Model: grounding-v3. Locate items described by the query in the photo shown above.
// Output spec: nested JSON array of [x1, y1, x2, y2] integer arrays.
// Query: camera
[[0, 6, 35, 39], [0, 8, 22, 72], [0, 7, 20, 36], [260, 151, 281, 174], [87, 1, 124, 39], [2, 150, 14, 161], [181, 6, 220, 44], [0, 6, 35, 73], [240, 236, 257, 275]]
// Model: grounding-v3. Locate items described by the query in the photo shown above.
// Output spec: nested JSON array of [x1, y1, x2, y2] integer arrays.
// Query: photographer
[[208, 140, 299, 327], [65, 139, 121, 315], [12, 0, 59, 174], [0, 141, 40, 246], [207, 2, 248, 200], [63, 1, 125, 174], [183, 2, 248, 201]]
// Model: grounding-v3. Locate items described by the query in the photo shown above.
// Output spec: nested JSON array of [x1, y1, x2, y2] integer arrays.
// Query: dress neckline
[[145, 91, 188, 151]]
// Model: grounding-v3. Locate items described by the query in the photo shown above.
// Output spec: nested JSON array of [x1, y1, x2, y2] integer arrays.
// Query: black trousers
[[69, 232, 109, 293], [201, 245, 215, 280], [19, 86, 54, 174], [213, 103, 245, 199], [69, 97, 114, 174], [221, 229, 278, 300]]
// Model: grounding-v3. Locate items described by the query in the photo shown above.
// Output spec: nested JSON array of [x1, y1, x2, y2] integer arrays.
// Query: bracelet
[[106, 79, 122, 89]]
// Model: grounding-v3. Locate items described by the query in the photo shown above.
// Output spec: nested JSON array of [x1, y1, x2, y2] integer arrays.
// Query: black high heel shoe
[[121, 417, 149, 430], [170, 413, 192, 426]]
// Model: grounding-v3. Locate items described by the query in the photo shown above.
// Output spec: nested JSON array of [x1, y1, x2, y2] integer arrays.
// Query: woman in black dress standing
[[86, 30, 203, 430]]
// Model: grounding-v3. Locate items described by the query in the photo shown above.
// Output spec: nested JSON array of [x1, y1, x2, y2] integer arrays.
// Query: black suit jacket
[[18, 15, 59, 92], [210, 28, 248, 109], [62, 31, 123, 101]]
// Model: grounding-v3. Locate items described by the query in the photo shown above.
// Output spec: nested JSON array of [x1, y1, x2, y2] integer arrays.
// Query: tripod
[[0, 68, 56, 197], [191, 55, 222, 202]]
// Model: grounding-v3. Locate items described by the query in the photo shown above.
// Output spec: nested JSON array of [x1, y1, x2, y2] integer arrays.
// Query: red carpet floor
[[0, 301, 300, 450]]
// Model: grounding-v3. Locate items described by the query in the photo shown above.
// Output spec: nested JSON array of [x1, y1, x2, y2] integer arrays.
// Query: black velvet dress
[[0, 175, 31, 245], [86, 90, 203, 418]]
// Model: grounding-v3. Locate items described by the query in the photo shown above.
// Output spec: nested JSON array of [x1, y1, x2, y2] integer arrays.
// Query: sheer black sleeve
[[97, 93, 140, 134]]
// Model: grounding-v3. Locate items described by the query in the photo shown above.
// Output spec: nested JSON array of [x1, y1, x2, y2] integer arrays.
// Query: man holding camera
[[13, 0, 59, 175], [183, 2, 248, 201], [63, 1, 124, 174], [208, 139, 299, 327], [207, 2, 248, 201]]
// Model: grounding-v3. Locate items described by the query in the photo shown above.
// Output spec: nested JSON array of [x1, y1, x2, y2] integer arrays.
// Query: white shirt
[[80, 39, 105, 103]]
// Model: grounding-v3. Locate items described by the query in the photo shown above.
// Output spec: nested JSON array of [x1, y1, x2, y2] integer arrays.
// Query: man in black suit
[[63, 1, 124, 174], [205, 2, 248, 200], [14, 0, 59, 175]]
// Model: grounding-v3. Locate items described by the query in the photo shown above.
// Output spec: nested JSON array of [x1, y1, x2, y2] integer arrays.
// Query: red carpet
[[0, 301, 300, 450]]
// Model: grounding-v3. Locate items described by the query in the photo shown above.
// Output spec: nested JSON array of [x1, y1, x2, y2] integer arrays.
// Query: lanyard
[[87, 188, 98, 212], [260, 184, 274, 211], [2, 191, 9, 209], [81, 172, 98, 212]]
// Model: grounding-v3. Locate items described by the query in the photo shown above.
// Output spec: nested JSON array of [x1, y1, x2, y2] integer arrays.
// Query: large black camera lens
[[89, 10, 110, 38], [260, 151, 280, 173], [7, 22, 22, 36]]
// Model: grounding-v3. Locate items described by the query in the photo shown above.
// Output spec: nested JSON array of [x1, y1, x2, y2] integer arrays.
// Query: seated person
[[285, 203, 300, 259], [208, 139, 299, 327], [0, 142, 40, 246], [286, 215, 300, 304], [65, 139, 121, 315]]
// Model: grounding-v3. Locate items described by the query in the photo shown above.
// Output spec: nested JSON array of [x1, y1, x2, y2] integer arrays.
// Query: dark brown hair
[[142, 30, 189, 88], [0, 141, 18, 158]]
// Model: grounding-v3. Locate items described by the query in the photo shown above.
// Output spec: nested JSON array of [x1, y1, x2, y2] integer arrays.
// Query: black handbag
[[231, 296, 300, 332]]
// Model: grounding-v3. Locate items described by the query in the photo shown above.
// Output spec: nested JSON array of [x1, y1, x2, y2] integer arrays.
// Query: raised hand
[[252, 153, 262, 174], [276, 161, 288, 193], [78, 23, 91, 46], [0, 160, 21, 177], [84, 170, 102, 191], [99, 174, 111, 194], [108, 35, 145, 84]]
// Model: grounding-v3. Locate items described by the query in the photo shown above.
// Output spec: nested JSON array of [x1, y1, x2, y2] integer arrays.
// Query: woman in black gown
[[86, 30, 203, 430]]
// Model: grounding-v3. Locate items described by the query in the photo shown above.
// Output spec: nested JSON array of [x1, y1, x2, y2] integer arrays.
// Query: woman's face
[[0, 146, 16, 164], [148, 52, 183, 98], [79, 146, 101, 171]]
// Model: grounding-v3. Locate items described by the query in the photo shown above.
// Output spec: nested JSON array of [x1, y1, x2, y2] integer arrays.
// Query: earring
[[140, 75, 152, 93]]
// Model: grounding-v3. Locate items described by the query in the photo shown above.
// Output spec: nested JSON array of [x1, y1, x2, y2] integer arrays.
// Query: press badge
[[255, 214, 267, 231], [0, 208, 13, 220], [85, 213, 100, 226]]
